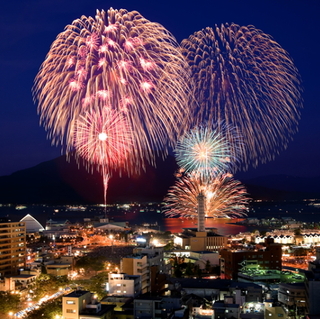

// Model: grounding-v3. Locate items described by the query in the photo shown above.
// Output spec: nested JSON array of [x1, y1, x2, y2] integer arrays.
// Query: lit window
[[66, 300, 75, 304], [66, 309, 76, 313]]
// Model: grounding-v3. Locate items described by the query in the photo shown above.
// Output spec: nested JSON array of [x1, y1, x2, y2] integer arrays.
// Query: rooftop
[[65, 290, 90, 298]]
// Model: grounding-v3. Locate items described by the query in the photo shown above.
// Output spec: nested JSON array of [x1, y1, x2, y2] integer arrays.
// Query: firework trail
[[174, 125, 241, 181], [164, 173, 249, 219], [74, 108, 134, 205], [181, 24, 303, 169], [33, 8, 191, 203]]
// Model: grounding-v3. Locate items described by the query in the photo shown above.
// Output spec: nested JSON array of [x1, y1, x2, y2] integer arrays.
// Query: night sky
[[0, 0, 319, 179]]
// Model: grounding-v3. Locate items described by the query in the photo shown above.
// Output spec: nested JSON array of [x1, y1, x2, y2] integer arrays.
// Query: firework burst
[[164, 173, 249, 219], [174, 125, 240, 180], [33, 8, 191, 202], [74, 107, 134, 204], [181, 24, 303, 168], [74, 107, 133, 169]]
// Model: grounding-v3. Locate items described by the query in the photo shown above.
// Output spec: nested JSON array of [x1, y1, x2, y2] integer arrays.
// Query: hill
[[0, 156, 319, 204], [0, 155, 178, 204]]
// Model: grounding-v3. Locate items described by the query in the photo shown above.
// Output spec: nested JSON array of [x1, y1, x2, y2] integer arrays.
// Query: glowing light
[[164, 173, 249, 219], [140, 58, 155, 70], [99, 44, 108, 53], [140, 81, 153, 92], [181, 23, 303, 169], [98, 132, 108, 141], [96, 90, 110, 100], [33, 7, 191, 204], [104, 24, 117, 33], [175, 125, 240, 180]]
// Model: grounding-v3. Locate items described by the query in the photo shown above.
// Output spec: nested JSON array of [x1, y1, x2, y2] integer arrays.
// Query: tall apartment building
[[305, 248, 320, 316], [121, 255, 149, 293], [0, 218, 26, 278], [121, 247, 169, 294], [133, 247, 170, 274], [278, 282, 306, 317], [220, 239, 282, 280]]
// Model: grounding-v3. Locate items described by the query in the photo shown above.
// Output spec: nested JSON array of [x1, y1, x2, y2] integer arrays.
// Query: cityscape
[[0, 199, 320, 319], [1, 1, 320, 319]]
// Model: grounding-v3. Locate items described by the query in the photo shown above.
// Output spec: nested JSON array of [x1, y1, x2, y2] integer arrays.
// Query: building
[[62, 290, 115, 319], [120, 247, 169, 293], [167, 250, 219, 270], [220, 238, 282, 280], [305, 248, 320, 316], [264, 301, 288, 319], [133, 247, 169, 274], [212, 297, 240, 319], [133, 294, 163, 319], [46, 262, 72, 276], [20, 214, 44, 233], [0, 218, 26, 278], [240, 302, 264, 319], [121, 255, 149, 293], [107, 272, 141, 297], [174, 228, 227, 251], [278, 282, 306, 317], [100, 296, 134, 319]]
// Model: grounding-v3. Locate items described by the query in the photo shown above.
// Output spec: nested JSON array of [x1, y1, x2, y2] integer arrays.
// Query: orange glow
[[164, 217, 246, 235]]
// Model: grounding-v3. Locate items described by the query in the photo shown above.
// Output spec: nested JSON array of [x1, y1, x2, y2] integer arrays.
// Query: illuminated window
[[66, 309, 76, 313], [66, 300, 75, 304]]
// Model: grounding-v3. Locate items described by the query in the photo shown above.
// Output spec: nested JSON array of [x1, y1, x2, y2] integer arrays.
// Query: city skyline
[[1, 0, 319, 179]]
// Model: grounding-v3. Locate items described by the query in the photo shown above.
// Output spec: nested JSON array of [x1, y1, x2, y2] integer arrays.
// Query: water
[[1, 199, 320, 236]]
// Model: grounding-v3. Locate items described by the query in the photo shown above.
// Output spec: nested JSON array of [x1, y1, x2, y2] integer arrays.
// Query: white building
[[107, 272, 141, 298], [20, 214, 44, 233]]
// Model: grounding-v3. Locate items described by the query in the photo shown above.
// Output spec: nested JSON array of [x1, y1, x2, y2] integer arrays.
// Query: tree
[[173, 267, 182, 278], [0, 292, 20, 315], [294, 228, 302, 236], [163, 241, 174, 251], [33, 274, 70, 301], [193, 264, 202, 279], [27, 298, 62, 319], [185, 261, 194, 278], [205, 260, 211, 273], [75, 256, 104, 274]]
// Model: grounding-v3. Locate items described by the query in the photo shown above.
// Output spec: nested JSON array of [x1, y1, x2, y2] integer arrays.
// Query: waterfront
[[0, 199, 320, 235]]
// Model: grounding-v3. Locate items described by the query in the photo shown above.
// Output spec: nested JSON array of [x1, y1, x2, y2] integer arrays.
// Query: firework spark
[[181, 24, 303, 169], [174, 125, 240, 180], [164, 173, 249, 219], [33, 8, 191, 202], [74, 107, 134, 205], [74, 107, 133, 169]]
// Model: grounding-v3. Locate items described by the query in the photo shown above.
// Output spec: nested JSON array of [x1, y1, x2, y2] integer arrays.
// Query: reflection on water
[[163, 218, 247, 235]]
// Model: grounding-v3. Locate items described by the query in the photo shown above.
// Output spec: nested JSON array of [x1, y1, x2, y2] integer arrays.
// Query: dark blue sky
[[0, 0, 319, 178]]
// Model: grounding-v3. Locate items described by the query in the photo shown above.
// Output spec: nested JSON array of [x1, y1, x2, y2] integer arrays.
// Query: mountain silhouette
[[0, 155, 178, 204], [0, 155, 319, 205]]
